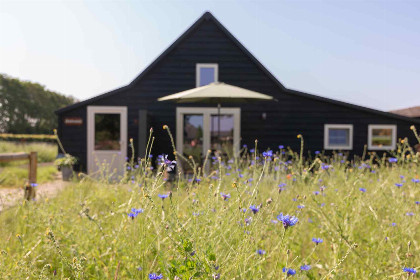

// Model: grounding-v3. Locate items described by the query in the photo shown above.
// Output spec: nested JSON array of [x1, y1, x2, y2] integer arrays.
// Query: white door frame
[[87, 106, 127, 175], [176, 107, 241, 157]]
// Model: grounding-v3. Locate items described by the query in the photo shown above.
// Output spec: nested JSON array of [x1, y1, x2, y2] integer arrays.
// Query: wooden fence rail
[[0, 152, 37, 200]]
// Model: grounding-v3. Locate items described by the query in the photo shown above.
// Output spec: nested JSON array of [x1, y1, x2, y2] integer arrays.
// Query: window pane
[[183, 115, 203, 162], [95, 114, 120, 150], [328, 128, 350, 146], [211, 114, 234, 153], [199, 67, 215, 86], [371, 128, 392, 146]]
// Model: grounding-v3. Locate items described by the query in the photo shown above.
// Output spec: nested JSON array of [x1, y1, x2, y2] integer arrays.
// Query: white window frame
[[368, 124, 397, 150], [176, 107, 241, 157], [324, 124, 353, 150], [196, 63, 218, 87]]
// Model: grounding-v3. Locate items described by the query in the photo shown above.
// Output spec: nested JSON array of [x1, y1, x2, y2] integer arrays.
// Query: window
[[176, 107, 241, 158], [196, 63, 218, 87], [324, 124, 353, 150], [368, 125, 397, 150], [94, 113, 121, 150]]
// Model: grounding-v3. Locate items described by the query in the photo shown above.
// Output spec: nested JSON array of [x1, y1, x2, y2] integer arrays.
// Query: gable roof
[[55, 12, 420, 125], [390, 106, 420, 118]]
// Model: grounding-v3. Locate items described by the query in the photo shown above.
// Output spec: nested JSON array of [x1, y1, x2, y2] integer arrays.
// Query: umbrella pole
[[218, 103, 221, 151]]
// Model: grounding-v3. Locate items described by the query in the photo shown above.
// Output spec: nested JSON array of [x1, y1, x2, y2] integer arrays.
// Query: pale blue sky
[[1, 0, 419, 111]]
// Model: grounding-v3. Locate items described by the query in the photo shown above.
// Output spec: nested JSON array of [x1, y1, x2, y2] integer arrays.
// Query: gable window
[[368, 124, 397, 150], [196, 63, 218, 87], [324, 124, 353, 150]]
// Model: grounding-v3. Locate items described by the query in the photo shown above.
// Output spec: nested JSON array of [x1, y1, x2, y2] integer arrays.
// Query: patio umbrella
[[158, 82, 274, 146]]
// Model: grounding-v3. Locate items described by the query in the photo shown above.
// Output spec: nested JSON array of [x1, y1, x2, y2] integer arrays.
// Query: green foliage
[[0, 74, 76, 134], [54, 154, 77, 167], [0, 139, 419, 279]]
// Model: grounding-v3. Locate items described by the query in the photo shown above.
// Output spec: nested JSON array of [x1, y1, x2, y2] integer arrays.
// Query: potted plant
[[54, 154, 77, 181]]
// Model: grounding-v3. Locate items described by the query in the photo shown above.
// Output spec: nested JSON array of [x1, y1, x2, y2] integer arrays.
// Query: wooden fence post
[[24, 152, 37, 200]]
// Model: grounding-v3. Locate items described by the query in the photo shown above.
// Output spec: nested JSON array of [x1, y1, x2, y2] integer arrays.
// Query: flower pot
[[61, 166, 73, 181]]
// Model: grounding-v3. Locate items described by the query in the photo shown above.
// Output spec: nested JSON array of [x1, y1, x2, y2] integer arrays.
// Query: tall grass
[[0, 166, 58, 187], [0, 141, 57, 166], [0, 132, 419, 279]]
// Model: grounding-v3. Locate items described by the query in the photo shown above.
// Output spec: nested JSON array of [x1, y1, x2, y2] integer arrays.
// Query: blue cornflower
[[262, 150, 273, 157], [412, 178, 420, 183], [243, 144, 248, 148], [249, 205, 260, 214], [256, 249, 266, 255], [388, 157, 398, 163], [277, 213, 298, 229], [279, 145, 284, 149], [300, 265, 311, 271], [128, 212, 137, 219], [250, 149, 255, 153], [220, 192, 231, 201], [158, 194, 169, 200], [403, 267, 416, 274], [313, 191, 320, 195], [282, 267, 296, 276], [391, 223, 397, 227], [315, 151, 320, 155], [128, 208, 143, 219], [131, 208, 143, 214], [312, 238, 323, 245], [321, 163, 330, 170], [395, 183, 403, 187], [278, 183, 287, 188], [30, 183, 38, 187], [297, 205, 305, 209], [148, 273, 163, 280], [416, 201, 419, 205], [406, 212, 414, 216], [359, 188, 367, 193]]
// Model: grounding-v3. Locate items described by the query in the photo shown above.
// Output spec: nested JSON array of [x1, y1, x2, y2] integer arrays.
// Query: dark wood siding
[[58, 17, 419, 171]]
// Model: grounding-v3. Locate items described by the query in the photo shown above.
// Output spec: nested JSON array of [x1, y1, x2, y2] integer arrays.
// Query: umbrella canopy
[[157, 82, 274, 103], [158, 82, 275, 156]]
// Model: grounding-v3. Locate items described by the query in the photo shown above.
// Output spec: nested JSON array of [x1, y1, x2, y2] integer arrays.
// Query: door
[[176, 107, 240, 169], [87, 106, 127, 177]]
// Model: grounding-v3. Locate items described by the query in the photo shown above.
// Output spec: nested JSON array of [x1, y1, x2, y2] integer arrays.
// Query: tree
[[0, 74, 76, 134]]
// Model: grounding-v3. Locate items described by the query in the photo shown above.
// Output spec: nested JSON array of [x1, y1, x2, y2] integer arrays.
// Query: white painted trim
[[87, 106, 127, 175], [196, 63, 218, 87], [324, 124, 353, 150], [368, 124, 397, 150], [176, 107, 241, 158]]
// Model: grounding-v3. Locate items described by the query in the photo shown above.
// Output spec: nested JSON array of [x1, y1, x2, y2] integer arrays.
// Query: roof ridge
[[54, 11, 420, 125]]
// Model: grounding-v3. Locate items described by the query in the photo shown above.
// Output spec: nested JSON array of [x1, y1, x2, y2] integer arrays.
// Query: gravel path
[[0, 175, 70, 212]]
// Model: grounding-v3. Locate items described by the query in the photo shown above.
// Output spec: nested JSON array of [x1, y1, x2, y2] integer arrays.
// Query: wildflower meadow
[[0, 128, 419, 279]]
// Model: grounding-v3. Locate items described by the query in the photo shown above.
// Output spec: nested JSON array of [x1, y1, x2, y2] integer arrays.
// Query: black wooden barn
[[55, 12, 420, 174]]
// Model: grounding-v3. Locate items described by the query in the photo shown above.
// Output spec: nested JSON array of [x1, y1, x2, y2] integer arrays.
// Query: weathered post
[[24, 152, 37, 200]]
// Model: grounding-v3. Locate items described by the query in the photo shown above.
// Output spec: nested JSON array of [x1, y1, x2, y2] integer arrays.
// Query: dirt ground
[[0, 173, 70, 212]]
